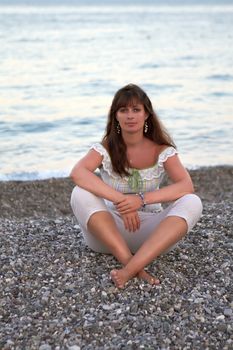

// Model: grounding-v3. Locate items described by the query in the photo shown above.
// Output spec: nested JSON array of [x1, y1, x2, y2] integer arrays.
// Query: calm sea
[[0, 0, 233, 180]]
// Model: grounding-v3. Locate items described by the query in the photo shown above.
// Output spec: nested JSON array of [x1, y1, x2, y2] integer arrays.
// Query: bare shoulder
[[159, 144, 174, 153], [143, 139, 162, 151], [72, 147, 104, 174], [145, 140, 171, 158], [84, 148, 104, 164], [163, 152, 191, 182]]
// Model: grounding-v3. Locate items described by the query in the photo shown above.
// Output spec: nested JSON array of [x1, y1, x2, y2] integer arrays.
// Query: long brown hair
[[102, 83, 175, 176]]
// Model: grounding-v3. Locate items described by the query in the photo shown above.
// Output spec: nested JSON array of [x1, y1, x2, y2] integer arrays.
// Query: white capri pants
[[71, 186, 203, 254]]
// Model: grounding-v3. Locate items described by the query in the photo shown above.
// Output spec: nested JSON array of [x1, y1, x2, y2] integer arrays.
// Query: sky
[[0, 0, 233, 5]]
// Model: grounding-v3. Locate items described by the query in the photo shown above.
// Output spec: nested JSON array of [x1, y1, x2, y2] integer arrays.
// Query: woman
[[70, 84, 203, 289]]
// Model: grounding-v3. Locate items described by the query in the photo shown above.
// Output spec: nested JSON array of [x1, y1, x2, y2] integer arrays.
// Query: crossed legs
[[71, 187, 201, 289], [110, 216, 187, 288], [87, 211, 160, 285]]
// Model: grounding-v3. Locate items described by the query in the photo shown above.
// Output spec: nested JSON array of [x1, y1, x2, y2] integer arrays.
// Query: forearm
[[144, 179, 194, 204], [71, 168, 124, 203]]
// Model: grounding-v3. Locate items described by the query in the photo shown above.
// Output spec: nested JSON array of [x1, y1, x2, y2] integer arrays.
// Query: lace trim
[[91, 143, 107, 158], [129, 147, 178, 180], [91, 143, 178, 180], [159, 146, 178, 164], [91, 143, 119, 179]]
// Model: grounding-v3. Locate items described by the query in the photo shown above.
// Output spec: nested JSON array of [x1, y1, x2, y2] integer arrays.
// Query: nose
[[126, 110, 134, 119]]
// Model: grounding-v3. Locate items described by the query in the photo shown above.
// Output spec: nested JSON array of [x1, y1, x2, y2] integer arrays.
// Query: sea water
[[0, 0, 233, 180]]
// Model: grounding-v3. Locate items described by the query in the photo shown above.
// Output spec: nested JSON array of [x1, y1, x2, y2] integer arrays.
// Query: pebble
[[216, 315, 225, 321], [0, 168, 232, 350], [101, 291, 108, 299], [102, 304, 113, 311], [39, 344, 52, 350], [224, 308, 233, 317]]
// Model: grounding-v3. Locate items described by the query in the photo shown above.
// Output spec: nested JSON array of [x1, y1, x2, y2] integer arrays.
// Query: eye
[[119, 107, 127, 113], [133, 108, 141, 112]]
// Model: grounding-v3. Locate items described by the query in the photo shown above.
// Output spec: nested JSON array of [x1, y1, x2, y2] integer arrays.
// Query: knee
[[70, 186, 93, 213], [70, 186, 107, 222], [181, 193, 203, 219], [70, 186, 81, 210], [173, 194, 203, 232]]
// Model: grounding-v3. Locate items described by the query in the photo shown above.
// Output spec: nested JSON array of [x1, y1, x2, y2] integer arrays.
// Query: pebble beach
[[0, 166, 232, 350]]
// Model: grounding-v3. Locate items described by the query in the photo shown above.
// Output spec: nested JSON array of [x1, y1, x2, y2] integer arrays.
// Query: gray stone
[[1, 174, 233, 350], [39, 345, 52, 350], [224, 308, 233, 317]]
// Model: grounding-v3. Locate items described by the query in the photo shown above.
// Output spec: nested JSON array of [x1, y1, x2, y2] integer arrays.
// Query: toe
[[154, 278, 160, 285]]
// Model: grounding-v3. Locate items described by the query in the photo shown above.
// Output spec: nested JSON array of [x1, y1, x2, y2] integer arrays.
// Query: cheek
[[141, 115, 147, 122], [116, 111, 122, 120], [116, 115, 124, 123]]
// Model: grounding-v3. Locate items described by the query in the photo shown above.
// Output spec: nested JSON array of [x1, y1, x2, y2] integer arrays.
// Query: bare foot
[[137, 270, 160, 285], [110, 269, 129, 289], [110, 269, 160, 289]]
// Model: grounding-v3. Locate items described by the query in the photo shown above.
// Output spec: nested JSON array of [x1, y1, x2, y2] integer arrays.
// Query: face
[[116, 102, 148, 134]]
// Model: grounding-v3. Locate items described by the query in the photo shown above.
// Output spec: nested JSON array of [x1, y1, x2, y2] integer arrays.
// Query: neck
[[122, 132, 145, 147]]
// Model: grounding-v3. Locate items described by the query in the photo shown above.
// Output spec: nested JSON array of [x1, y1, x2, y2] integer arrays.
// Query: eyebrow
[[122, 103, 142, 108]]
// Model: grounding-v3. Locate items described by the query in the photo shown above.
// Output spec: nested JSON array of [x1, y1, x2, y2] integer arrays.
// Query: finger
[[118, 209, 128, 215], [127, 216, 134, 232], [136, 215, 140, 230], [126, 217, 133, 232], [122, 215, 129, 231], [131, 214, 140, 231], [116, 203, 124, 211], [123, 217, 129, 231], [118, 207, 130, 215], [117, 203, 130, 211], [129, 215, 137, 232], [133, 214, 139, 232], [132, 217, 137, 232], [128, 215, 137, 232]]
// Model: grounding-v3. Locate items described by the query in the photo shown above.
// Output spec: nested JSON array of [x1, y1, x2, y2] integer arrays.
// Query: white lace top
[[91, 143, 178, 213]]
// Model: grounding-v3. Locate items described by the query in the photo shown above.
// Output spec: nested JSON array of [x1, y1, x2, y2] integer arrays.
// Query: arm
[[144, 154, 194, 205], [116, 154, 194, 214], [70, 149, 125, 203], [71, 148, 141, 231]]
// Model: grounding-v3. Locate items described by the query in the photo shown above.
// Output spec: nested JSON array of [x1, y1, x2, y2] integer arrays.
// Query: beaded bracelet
[[137, 192, 147, 208]]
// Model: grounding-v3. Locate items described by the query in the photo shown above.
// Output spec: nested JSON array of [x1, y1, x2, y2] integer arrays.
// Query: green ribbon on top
[[128, 169, 143, 192]]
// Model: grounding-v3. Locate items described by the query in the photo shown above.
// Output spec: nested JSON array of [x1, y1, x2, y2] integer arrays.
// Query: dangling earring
[[144, 120, 148, 133], [116, 122, 121, 134]]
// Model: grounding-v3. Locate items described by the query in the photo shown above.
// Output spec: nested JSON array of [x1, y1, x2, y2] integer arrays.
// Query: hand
[[121, 211, 141, 232], [115, 194, 142, 214]]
